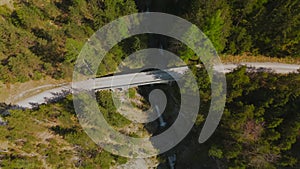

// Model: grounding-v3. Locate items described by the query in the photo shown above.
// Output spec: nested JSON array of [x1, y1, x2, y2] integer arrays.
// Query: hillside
[[0, 0, 299, 83], [1, 67, 300, 168]]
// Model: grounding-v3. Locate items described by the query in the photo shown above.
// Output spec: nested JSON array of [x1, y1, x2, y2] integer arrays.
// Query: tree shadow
[[50, 126, 77, 138]]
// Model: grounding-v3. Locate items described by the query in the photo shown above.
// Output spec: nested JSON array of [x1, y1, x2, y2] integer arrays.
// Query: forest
[[0, 0, 299, 83], [0, 67, 300, 168], [0, 0, 300, 168], [167, 66, 300, 169]]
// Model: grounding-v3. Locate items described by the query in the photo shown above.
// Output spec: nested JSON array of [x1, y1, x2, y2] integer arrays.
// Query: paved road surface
[[219, 62, 300, 73], [15, 85, 72, 108], [14, 62, 300, 108]]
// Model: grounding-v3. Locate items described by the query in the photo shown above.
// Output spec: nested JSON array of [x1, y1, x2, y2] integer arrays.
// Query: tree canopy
[[0, 0, 299, 83]]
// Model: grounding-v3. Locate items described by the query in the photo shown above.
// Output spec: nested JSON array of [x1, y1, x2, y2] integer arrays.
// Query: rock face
[[0, 109, 10, 116], [0, 117, 7, 126], [0, 105, 9, 126]]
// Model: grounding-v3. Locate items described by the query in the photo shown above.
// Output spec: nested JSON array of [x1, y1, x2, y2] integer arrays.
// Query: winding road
[[14, 62, 300, 108]]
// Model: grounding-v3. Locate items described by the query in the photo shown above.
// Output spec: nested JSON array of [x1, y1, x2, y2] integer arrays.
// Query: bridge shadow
[[144, 67, 186, 83]]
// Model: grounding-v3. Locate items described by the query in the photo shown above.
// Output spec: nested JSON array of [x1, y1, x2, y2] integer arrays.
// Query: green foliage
[[65, 38, 84, 63], [208, 145, 223, 159], [1, 68, 300, 168], [252, 0, 300, 56], [96, 90, 131, 128], [1, 1, 300, 167], [187, 0, 232, 53], [166, 67, 300, 168], [0, 95, 127, 168], [1, 0, 299, 84], [211, 68, 300, 168], [128, 88, 136, 99], [203, 9, 229, 53], [180, 0, 300, 57], [0, 0, 137, 83]]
